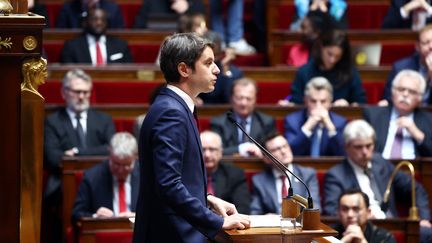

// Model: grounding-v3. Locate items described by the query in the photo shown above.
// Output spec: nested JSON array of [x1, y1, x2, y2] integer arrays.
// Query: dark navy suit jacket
[[44, 108, 115, 197], [213, 162, 250, 214], [382, 0, 432, 29], [132, 88, 223, 243], [210, 110, 277, 155], [71, 160, 140, 223], [284, 109, 347, 156], [60, 35, 133, 64], [250, 165, 321, 215], [56, 0, 125, 28], [323, 153, 430, 220], [364, 106, 432, 157]]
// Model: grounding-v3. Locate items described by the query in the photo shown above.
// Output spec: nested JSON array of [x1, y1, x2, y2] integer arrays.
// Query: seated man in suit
[[382, 0, 432, 30], [201, 130, 250, 214], [56, 0, 125, 28], [250, 132, 321, 215], [72, 132, 139, 223], [324, 119, 432, 243], [284, 77, 347, 156], [60, 7, 133, 65], [379, 24, 432, 106], [44, 69, 116, 200], [365, 70, 432, 159], [210, 77, 277, 157], [333, 189, 396, 243]]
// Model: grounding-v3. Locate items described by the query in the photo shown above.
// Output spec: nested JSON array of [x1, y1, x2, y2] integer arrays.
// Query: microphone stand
[[227, 112, 321, 230], [381, 161, 419, 220]]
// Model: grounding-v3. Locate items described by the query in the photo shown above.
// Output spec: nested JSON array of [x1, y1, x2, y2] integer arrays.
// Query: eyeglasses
[[202, 147, 221, 153], [393, 86, 422, 96], [268, 143, 290, 153], [65, 87, 91, 96]]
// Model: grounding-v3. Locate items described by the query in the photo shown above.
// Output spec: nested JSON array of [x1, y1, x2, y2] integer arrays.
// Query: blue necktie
[[310, 127, 320, 157], [239, 119, 248, 143]]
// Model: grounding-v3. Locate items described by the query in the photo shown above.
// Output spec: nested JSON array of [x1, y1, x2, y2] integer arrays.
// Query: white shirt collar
[[167, 84, 195, 113]]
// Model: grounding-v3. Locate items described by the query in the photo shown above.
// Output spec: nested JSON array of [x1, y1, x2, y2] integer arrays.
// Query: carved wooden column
[[0, 11, 45, 243]]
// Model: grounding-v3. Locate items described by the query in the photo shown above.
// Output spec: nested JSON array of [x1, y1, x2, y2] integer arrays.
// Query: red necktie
[[96, 41, 104, 66], [118, 179, 127, 213], [281, 175, 288, 198], [207, 175, 215, 195]]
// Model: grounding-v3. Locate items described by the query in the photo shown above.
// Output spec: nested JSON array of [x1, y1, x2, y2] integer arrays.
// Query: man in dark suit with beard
[[60, 7, 133, 65]]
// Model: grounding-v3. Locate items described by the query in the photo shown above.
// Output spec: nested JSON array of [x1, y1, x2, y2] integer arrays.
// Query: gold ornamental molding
[[23, 36, 37, 51], [0, 36, 12, 49]]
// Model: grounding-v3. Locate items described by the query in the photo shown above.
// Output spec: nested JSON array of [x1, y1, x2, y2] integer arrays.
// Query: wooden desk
[[77, 217, 133, 243], [46, 64, 392, 82], [220, 223, 337, 243]]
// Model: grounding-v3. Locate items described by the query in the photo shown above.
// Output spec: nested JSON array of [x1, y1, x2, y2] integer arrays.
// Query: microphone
[[227, 112, 314, 209], [381, 161, 419, 220]]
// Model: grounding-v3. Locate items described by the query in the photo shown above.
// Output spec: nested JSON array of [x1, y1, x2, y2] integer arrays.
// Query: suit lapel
[[264, 169, 279, 213], [131, 162, 139, 211], [79, 36, 92, 63], [60, 109, 80, 147], [377, 107, 391, 151]]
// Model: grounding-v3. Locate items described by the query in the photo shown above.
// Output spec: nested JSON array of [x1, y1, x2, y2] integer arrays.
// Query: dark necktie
[[310, 127, 321, 157], [239, 119, 248, 143], [389, 127, 403, 159], [75, 113, 86, 148], [280, 175, 288, 198], [364, 168, 382, 202], [207, 174, 215, 195], [193, 107, 199, 130]]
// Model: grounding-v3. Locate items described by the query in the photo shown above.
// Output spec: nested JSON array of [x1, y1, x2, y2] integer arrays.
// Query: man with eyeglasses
[[72, 132, 139, 223], [43, 68, 115, 242], [201, 130, 250, 214], [364, 69, 432, 159], [324, 119, 431, 243], [44, 69, 115, 198], [250, 132, 320, 215]]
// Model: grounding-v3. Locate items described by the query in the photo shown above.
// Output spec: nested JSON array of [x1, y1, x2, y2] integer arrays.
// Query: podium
[[218, 223, 337, 243]]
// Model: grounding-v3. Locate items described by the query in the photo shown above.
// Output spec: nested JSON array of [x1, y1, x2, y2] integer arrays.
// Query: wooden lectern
[[218, 223, 337, 243], [0, 2, 45, 242]]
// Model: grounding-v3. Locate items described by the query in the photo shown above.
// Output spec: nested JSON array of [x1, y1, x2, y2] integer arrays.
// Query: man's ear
[[177, 62, 191, 78]]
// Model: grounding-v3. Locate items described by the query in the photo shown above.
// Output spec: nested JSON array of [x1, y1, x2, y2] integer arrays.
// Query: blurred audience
[[250, 132, 321, 215], [210, 77, 276, 157], [290, 0, 347, 31], [288, 30, 366, 106], [210, 0, 256, 55], [201, 130, 250, 214], [284, 77, 347, 156], [60, 7, 133, 65], [365, 70, 432, 159], [287, 10, 335, 67], [134, 0, 205, 29], [72, 132, 139, 223], [198, 31, 243, 104], [324, 119, 432, 243], [380, 24, 432, 106], [333, 189, 396, 243], [56, 0, 124, 28], [382, 0, 432, 30]]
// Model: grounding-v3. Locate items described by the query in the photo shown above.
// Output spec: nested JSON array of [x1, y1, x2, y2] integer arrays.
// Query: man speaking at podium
[[132, 33, 250, 243]]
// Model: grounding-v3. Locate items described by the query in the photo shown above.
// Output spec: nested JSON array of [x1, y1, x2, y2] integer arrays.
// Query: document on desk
[[250, 215, 284, 228]]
